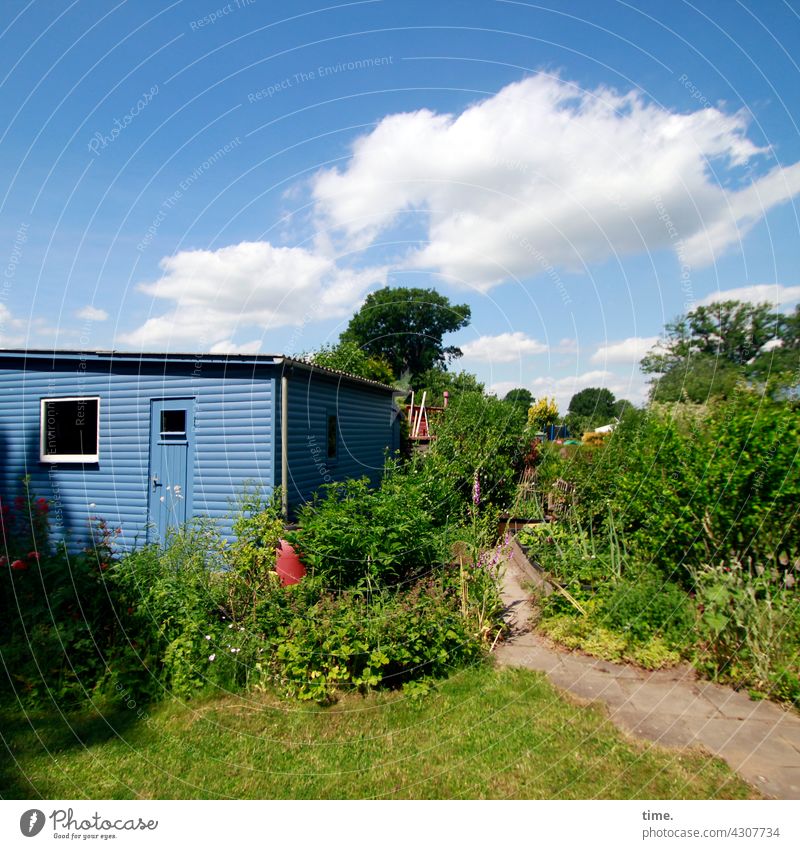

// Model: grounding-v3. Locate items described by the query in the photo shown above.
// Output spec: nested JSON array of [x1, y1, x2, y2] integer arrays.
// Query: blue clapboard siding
[[0, 354, 276, 550], [278, 366, 398, 510]]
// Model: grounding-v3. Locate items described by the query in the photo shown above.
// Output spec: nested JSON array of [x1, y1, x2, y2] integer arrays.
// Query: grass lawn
[[0, 664, 756, 800]]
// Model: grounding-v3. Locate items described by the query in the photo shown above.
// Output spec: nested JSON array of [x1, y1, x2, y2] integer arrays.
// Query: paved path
[[494, 556, 800, 799]]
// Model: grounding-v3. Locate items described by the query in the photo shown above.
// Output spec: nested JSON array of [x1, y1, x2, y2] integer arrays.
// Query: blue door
[[148, 398, 194, 542]]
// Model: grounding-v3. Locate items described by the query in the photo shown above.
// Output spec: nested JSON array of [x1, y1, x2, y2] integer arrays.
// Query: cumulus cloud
[[696, 283, 800, 309], [591, 336, 660, 364], [0, 303, 25, 346], [491, 368, 649, 411], [461, 331, 547, 362], [119, 240, 388, 349], [76, 305, 109, 322], [313, 74, 800, 289]]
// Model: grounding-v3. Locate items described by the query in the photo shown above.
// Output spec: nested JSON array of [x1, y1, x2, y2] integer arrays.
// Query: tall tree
[[568, 387, 616, 420], [641, 300, 796, 401], [341, 287, 471, 379], [503, 388, 534, 408]]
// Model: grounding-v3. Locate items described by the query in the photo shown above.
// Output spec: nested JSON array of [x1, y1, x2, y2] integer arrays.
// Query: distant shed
[[0, 350, 399, 549]]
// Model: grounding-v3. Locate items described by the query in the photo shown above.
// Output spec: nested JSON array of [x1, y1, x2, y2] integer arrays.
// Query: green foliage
[[289, 468, 445, 589], [226, 487, 285, 623], [1, 504, 121, 704], [503, 387, 534, 408], [567, 387, 616, 422], [690, 558, 800, 702], [649, 354, 741, 403], [418, 391, 528, 513], [598, 574, 694, 649], [263, 579, 481, 703], [409, 367, 485, 405], [526, 397, 559, 432], [306, 340, 396, 385], [641, 300, 800, 402], [341, 286, 471, 379]]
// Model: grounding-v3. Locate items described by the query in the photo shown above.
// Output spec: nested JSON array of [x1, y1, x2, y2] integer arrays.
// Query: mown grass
[[0, 665, 756, 800]]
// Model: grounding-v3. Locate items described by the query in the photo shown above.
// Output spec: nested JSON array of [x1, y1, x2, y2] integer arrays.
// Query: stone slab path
[[494, 556, 800, 799]]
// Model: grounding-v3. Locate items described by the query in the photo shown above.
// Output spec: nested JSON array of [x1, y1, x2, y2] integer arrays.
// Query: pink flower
[[27, 551, 40, 561], [472, 472, 481, 507]]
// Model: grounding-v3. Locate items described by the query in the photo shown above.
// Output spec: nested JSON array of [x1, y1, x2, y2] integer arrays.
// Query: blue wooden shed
[[0, 350, 399, 549]]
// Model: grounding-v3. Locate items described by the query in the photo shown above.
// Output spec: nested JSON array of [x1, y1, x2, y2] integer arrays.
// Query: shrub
[[260, 578, 482, 703], [416, 391, 527, 514], [690, 557, 800, 702], [598, 574, 694, 649], [289, 467, 445, 589]]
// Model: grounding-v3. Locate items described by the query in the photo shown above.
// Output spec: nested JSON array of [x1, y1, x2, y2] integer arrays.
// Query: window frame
[[39, 396, 101, 463], [326, 411, 338, 463]]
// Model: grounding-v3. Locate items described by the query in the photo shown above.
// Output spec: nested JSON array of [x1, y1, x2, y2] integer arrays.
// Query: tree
[[568, 387, 616, 420], [527, 397, 559, 431], [305, 341, 395, 385], [341, 287, 471, 379], [641, 300, 800, 402], [503, 388, 534, 408], [649, 354, 741, 404], [410, 368, 484, 405], [641, 300, 781, 375]]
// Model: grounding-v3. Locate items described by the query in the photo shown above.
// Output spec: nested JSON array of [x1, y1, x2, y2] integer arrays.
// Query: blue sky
[[2, 0, 800, 408]]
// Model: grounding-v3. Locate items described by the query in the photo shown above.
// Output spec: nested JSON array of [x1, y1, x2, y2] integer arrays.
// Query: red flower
[[36, 498, 49, 513], [100, 562, 108, 571], [11, 560, 28, 571], [27, 551, 40, 561], [14, 496, 25, 509], [0, 556, 7, 566]]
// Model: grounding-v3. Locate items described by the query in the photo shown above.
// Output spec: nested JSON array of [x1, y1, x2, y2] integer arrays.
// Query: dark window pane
[[161, 409, 186, 434], [327, 414, 337, 459], [42, 399, 98, 457]]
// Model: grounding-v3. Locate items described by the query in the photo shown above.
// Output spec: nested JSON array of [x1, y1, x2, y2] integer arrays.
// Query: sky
[[1, 0, 800, 409]]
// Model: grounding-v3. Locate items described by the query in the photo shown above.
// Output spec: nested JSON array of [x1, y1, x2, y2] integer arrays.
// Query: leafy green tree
[[341, 287, 471, 379], [409, 368, 484, 405], [503, 388, 534, 408], [305, 341, 395, 385], [568, 387, 616, 421], [650, 354, 740, 403], [641, 300, 799, 402], [641, 300, 781, 374]]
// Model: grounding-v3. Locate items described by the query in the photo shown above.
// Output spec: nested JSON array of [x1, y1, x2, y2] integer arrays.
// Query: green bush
[[598, 574, 694, 649], [289, 467, 445, 589], [690, 558, 800, 703], [259, 578, 482, 703], [415, 391, 528, 515]]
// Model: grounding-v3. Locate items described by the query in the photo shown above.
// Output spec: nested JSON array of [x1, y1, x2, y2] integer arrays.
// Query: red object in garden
[[11, 559, 27, 571], [276, 539, 305, 586]]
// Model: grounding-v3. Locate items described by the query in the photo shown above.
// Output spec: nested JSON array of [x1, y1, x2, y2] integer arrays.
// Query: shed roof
[[0, 349, 397, 393]]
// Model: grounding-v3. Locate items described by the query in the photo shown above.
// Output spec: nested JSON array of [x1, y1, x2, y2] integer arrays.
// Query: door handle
[[151, 475, 162, 491]]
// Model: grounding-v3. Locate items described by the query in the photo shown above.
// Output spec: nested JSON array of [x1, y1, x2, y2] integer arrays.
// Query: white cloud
[[76, 305, 109, 322], [696, 283, 800, 309], [490, 368, 649, 411], [313, 74, 800, 289], [0, 303, 25, 346], [209, 339, 263, 354], [461, 331, 547, 362], [119, 240, 388, 349], [591, 336, 660, 364]]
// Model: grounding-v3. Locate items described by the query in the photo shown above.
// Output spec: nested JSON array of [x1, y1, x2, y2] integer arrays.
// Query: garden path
[[494, 554, 800, 799]]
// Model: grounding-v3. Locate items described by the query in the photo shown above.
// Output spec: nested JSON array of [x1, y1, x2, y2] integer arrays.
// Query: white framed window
[[40, 396, 100, 463]]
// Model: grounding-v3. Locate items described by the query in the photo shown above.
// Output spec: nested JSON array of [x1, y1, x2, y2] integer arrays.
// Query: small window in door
[[327, 414, 337, 459], [160, 409, 186, 435]]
